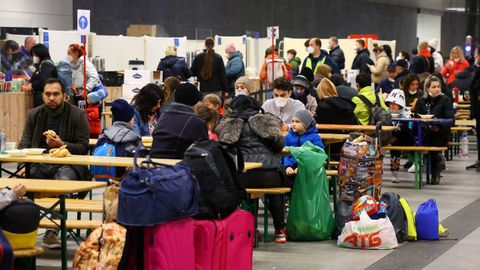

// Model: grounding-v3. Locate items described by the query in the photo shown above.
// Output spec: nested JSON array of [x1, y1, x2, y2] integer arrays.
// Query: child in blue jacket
[[283, 110, 324, 176]]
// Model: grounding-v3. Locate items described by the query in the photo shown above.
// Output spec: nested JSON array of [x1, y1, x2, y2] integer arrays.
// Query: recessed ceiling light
[[446, 7, 466, 12]]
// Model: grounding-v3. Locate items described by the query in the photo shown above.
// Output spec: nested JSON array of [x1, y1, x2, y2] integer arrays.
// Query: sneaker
[[403, 160, 413, 169], [42, 231, 61, 249], [275, 229, 287, 243], [466, 161, 480, 170], [407, 164, 416, 173], [392, 171, 400, 183]]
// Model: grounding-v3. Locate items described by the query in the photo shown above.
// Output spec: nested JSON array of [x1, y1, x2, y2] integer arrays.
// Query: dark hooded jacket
[[157, 56, 192, 81], [315, 97, 359, 125]]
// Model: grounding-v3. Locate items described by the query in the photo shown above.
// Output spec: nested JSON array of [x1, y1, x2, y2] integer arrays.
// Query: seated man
[[352, 73, 388, 125], [150, 83, 208, 159], [18, 78, 89, 248], [262, 77, 305, 125]]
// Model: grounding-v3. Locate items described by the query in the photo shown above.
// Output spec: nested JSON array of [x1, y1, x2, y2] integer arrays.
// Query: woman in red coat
[[441, 46, 470, 86]]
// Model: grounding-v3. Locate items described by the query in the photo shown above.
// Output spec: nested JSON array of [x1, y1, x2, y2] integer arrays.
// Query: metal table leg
[[59, 195, 67, 270], [263, 197, 269, 242]]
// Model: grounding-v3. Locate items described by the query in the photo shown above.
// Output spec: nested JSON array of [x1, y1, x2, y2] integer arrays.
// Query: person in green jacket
[[352, 73, 389, 125], [286, 49, 302, 77]]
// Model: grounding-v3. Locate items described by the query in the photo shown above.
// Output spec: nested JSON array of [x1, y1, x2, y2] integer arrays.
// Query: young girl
[[203, 93, 221, 112], [385, 89, 414, 183], [194, 102, 219, 141]]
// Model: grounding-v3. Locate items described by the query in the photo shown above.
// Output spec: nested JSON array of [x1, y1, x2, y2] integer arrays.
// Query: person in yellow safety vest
[[301, 38, 340, 75]]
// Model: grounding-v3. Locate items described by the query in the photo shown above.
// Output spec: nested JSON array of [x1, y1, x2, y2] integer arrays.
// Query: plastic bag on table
[[286, 141, 335, 241]]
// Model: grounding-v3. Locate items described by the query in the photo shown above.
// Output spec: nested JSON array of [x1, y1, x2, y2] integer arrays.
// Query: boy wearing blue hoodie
[[284, 110, 324, 176]]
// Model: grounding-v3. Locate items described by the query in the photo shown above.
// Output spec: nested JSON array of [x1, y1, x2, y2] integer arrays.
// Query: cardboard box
[[124, 70, 152, 86], [122, 84, 144, 103]]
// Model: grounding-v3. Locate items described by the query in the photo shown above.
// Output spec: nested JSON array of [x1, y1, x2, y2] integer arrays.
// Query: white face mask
[[235, 91, 247, 97], [408, 90, 417, 95], [33, 56, 40, 64], [67, 55, 73, 62], [286, 55, 293, 61], [274, 97, 289, 107], [395, 56, 402, 61], [307, 46, 315, 54]]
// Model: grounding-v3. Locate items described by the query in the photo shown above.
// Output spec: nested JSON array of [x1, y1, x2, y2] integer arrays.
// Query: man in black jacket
[[18, 78, 90, 248], [393, 60, 412, 89], [328, 36, 345, 70], [351, 39, 373, 74]]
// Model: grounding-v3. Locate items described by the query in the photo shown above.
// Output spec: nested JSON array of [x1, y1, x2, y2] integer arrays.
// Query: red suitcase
[[194, 209, 254, 270]]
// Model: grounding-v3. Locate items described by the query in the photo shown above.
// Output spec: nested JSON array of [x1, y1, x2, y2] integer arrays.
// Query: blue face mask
[[292, 91, 306, 98]]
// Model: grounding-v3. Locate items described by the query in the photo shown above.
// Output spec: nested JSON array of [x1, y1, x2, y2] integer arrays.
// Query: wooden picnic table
[[316, 124, 397, 133], [0, 178, 106, 270], [455, 119, 476, 126]]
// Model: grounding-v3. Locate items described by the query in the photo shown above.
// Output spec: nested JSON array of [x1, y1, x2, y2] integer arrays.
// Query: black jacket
[[451, 69, 473, 95], [18, 102, 90, 179], [394, 70, 412, 89], [352, 49, 373, 74], [315, 97, 359, 125], [329, 46, 345, 70], [470, 66, 480, 119], [150, 103, 208, 159], [190, 51, 228, 93], [414, 95, 454, 146], [409, 56, 434, 74], [30, 59, 57, 93], [157, 56, 192, 81]]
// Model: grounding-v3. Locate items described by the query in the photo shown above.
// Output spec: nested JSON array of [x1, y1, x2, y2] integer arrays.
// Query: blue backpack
[[415, 199, 439, 240], [91, 141, 117, 182]]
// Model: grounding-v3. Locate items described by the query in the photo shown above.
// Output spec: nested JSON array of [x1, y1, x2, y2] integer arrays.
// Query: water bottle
[[0, 131, 6, 154], [460, 131, 469, 158]]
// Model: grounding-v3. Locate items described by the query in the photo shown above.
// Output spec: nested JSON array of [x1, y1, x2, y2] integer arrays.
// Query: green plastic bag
[[286, 141, 335, 241]]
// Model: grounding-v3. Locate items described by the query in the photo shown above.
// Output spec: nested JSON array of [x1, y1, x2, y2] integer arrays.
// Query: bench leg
[[414, 152, 422, 190], [426, 154, 431, 185], [333, 175, 337, 215], [263, 197, 270, 243]]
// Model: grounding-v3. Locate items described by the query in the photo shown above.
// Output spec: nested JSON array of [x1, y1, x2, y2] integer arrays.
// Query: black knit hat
[[174, 83, 203, 106], [111, 99, 134, 123]]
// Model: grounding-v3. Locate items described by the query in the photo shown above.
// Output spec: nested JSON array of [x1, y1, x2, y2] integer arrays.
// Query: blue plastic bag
[[415, 199, 439, 240]]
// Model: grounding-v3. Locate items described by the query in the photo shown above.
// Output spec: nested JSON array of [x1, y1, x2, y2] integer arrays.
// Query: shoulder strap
[[357, 94, 375, 109]]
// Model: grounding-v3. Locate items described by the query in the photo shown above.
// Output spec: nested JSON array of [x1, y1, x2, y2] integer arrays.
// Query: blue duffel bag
[[415, 199, 439, 240], [117, 147, 199, 226]]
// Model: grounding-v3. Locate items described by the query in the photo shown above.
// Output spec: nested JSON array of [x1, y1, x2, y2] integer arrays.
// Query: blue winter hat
[[111, 99, 135, 123]]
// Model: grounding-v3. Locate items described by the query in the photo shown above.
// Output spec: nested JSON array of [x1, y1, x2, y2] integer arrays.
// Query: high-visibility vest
[[305, 56, 326, 74]]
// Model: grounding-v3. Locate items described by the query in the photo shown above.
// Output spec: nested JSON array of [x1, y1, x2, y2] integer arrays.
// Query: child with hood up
[[385, 89, 414, 183]]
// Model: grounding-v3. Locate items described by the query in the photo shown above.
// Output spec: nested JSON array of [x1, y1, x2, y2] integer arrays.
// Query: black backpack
[[183, 139, 246, 219], [380, 192, 406, 243]]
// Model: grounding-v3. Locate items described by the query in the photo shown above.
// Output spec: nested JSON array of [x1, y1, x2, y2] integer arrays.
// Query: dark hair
[[194, 102, 219, 130], [200, 37, 215, 80], [356, 39, 365, 48], [163, 76, 181, 102], [2, 40, 19, 54], [330, 36, 338, 44], [372, 44, 383, 54], [355, 73, 372, 89], [300, 68, 314, 82], [330, 74, 345, 86], [68, 44, 85, 58], [304, 39, 310, 48], [265, 45, 277, 56], [43, 78, 65, 93], [30, 44, 51, 61], [229, 95, 262, 121], [287, 49, 297, 56], [273, 77, 293, 91], [311, 38, 322, 47], [411, 48, 418, 55], [132, 83, 164, 123], [382, 44, 393, 62], [399, 51, 410, 61], [402, 73, 419, 91]]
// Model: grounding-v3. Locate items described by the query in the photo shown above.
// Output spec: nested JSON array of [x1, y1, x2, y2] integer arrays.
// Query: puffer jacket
[[72, 57, 101, 91], [225, 51, 245, 92], [413, 94, 454, 146], [352, 48, 373, 74], [369, 51, 390, 84], [283, 125, 324, 169], [352, 86, 389, 125], [329, 46, 345, 70], [157, 56, 192, 81], [217, 112, 285, 171], [315, 96, 359, 125]]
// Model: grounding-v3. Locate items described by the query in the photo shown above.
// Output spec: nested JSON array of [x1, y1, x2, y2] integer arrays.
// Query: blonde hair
[[450, 46, 465, 61], [165, 46, 177, 57], [202, 94, 221, 108], [315, 64, 332, 78]]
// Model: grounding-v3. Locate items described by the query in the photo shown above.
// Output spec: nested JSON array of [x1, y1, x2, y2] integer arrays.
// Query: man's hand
[[22, 84, 32, 92], [16, 167, 26, 177], [46, 135, 65, 148], [12, 184, 26, 198], [286, 167, 297, 176]]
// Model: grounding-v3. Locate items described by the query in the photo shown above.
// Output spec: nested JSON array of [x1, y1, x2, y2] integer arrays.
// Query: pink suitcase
[[194, 210, 254, 270], [144, 217, 195, 270]]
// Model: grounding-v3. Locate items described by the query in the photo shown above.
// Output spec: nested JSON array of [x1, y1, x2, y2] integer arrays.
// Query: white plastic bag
[[337, 211, 398, 249]]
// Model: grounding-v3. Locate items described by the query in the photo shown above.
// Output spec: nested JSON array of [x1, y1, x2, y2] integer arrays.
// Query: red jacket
[[441, 59, 470, 85]]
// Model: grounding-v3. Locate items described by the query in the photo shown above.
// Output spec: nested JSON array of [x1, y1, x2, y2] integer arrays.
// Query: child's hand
[[13, 184, 26, 198], [286, 167, 296, 176]]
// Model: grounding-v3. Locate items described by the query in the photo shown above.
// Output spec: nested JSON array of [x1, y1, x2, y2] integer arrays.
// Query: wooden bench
[[447, 126, 472, 159], [383, 146, 447, 189], [14, 246, 44, 270], [39, 219, 102, 230], [36, 198, 103, 213]]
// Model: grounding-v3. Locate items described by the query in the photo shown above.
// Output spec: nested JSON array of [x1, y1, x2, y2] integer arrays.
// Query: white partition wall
[[90, 35, 144, 71], [144, 36, 187, 70], [245, 37, 274, 76], [38, 29, 83, 63]]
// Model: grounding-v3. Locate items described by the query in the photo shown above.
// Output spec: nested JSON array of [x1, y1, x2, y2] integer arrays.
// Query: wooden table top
[[0, 178, 107, 194], [455, 119, 476, 126], [457, 104, 471, 109], [316, 124, 396, 132]]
